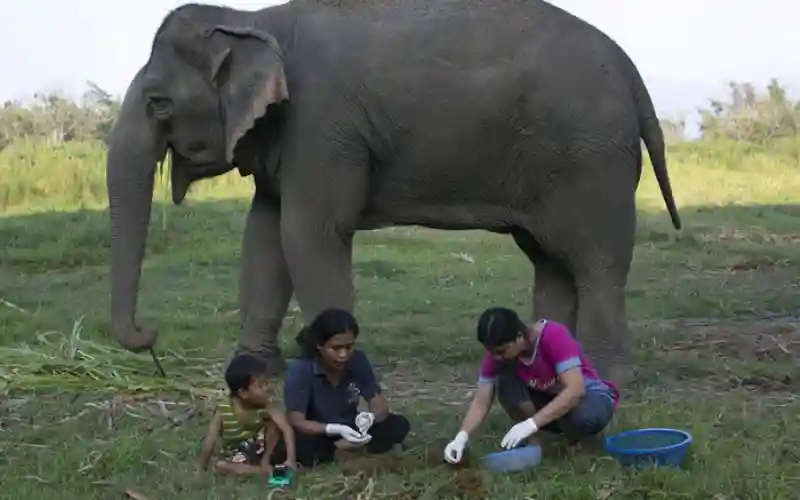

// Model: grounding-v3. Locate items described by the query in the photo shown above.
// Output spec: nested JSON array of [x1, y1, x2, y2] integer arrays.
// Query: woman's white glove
[[500, 417, 539, 449], [355, 412, 376, 436], [325, 423, 372, 444], [444, 430, 469, 464]]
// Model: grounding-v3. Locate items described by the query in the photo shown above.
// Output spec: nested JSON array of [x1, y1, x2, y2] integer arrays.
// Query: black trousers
[[270, 413, 411, 467]]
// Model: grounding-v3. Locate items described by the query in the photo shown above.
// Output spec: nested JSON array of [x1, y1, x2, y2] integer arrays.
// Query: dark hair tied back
[[295, 308, 360, 358], [477, 307, 526, 348], [295, 324, 317, 358]]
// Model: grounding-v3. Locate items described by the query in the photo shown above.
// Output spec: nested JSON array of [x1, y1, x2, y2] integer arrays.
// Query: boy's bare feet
[[214, 460, 269, 475]]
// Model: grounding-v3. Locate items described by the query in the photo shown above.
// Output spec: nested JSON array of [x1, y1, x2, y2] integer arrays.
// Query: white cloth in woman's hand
[[355, 411, 375, 436]]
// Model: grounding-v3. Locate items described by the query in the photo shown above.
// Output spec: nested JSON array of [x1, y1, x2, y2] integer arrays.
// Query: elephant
[[106, 0, 681, 386]]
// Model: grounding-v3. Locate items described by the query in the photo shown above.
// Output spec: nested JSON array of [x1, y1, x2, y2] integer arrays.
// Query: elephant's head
[[106, 6, 289, 352]]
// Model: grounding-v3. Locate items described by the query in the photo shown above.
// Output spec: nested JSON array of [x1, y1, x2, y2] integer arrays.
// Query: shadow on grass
[[3, 199, 800, 272], [2, 199, 799, 369]]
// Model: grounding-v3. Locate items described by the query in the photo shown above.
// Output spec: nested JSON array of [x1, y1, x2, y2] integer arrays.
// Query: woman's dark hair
[[477, 307, 526, 348], [295, 308, 360, 358]]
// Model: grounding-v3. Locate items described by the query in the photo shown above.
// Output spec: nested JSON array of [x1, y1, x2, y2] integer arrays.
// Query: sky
[[3, 0, 799, 135]]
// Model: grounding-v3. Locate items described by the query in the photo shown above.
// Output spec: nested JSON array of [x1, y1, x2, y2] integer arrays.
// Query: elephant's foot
[[113, 321, 158, 353], [233, 343, 286, 377]]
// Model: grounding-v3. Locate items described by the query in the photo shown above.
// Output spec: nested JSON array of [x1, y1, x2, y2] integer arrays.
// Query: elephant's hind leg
[[572, 247, 634, 389], [510, 228, 578, 334], [520, 162, 638, 389], [560, 201, 635, 389], [236, 189, 294, 376]]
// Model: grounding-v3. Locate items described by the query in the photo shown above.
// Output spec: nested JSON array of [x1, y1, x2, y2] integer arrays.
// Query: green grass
[[1, 138, 799, 499]]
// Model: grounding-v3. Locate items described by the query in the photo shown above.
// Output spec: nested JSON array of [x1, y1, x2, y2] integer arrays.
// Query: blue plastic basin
[[605, 428, 692, 468], [480, 444, 542, 472]]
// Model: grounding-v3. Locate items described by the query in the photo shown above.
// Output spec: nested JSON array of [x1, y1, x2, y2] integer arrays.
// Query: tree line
[[1, 78, 797, 155]]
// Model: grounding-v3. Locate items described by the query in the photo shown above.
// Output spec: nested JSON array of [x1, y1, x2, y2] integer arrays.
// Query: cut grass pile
[[0, 316, 224, 397]]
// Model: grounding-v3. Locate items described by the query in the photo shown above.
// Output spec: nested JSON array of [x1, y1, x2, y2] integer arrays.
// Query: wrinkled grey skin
[[106, 0, 681, 386]]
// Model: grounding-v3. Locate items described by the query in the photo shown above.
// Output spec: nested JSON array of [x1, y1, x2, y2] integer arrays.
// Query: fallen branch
[[0, 298, 27, 313]]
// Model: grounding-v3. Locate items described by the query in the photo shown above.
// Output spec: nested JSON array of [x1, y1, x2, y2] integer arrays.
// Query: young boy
[[197, 354, 297, 475]]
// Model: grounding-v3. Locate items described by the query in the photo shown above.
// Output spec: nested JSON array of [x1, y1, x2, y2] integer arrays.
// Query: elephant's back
[[291, 0, 633, 96], [287, 0, 641, 174]]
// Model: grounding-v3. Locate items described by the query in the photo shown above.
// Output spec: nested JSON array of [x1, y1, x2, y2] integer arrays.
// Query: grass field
[[1, 138, 799, 499]]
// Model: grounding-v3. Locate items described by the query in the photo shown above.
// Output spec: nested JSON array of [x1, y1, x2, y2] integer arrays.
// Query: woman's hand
[[500, 417, 539, 449], [444, 430, 469, 464], [325, 423, 372, 444]]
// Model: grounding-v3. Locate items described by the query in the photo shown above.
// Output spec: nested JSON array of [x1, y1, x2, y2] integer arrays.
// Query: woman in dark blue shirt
[[280, 308, 410, 467]]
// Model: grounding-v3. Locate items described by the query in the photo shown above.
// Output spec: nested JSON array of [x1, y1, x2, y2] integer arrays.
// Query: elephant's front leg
[[236, 189, 293, 375], [281, 220, 355, 323], [278, 151, 366, 326]]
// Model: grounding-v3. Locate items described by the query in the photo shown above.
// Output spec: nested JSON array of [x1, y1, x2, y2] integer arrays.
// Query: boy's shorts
[[221, 430, 266, 465]]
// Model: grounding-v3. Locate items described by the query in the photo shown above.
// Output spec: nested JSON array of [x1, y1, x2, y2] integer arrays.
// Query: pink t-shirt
[[477, 319, 620, 406]]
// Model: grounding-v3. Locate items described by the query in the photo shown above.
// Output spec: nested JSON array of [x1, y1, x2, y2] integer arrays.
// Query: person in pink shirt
[[443, 307, 619, 464]]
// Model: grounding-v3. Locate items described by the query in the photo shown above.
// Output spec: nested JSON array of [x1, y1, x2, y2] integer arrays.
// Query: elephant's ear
[[204, 25, 289, 164]]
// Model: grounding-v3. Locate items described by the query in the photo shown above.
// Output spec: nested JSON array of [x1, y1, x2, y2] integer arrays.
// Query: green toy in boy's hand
[[268, 465, 293, 488]]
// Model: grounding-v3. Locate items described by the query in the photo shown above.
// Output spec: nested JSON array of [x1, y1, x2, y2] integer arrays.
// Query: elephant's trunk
[[106, 68, 162, 352]]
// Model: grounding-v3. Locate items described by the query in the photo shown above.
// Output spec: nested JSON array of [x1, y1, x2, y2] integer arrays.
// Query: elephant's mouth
[[168, 147, 233, 205]]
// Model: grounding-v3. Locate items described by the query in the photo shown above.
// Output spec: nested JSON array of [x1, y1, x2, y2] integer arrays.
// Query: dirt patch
[[728, 374, 795, 392], [423, 442, 476, 470], [701, 229, 800, 246], [336, 452, 425, 475], [726, 256, 792, 272], [668, 321, 800, 362], [334, 442, 486, 499], [657, 318, 800, 393], [379, 364, 475, 407]]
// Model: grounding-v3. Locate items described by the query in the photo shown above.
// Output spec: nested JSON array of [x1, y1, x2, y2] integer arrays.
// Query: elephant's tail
[[630, 64, 682, 231]]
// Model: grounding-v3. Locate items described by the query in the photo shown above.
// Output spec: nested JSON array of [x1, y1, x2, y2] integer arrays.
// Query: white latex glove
[[355, 412, 376, 436], [325, 423, 372, 444], [500, 418, 539, 449], [444, 430, 469, 464]]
